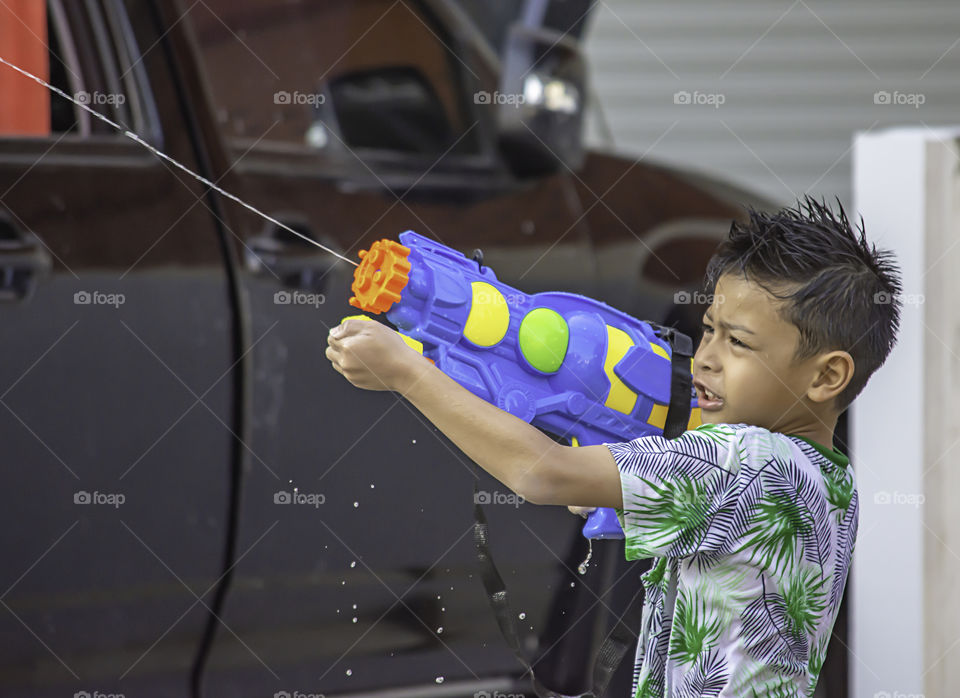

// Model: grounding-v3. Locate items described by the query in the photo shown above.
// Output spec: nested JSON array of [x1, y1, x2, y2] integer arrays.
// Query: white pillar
[[852, 126, 960, 698]]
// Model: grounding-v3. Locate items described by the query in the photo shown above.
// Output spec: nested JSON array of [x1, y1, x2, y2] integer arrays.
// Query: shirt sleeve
[[605, 423, 742, 560]]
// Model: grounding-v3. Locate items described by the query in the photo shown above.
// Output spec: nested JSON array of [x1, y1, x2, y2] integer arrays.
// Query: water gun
[[342, 230, 702, 539]]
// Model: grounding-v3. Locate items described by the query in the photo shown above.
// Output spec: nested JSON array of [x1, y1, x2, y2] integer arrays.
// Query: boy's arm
[[325, 317, 623, 508], [398, 357, 623, 509]]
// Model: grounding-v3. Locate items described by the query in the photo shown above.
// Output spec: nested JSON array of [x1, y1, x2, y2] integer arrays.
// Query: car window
[[191, 0, 480, 157], [0, 2, 85, 136], [0, 0, 149, 140]]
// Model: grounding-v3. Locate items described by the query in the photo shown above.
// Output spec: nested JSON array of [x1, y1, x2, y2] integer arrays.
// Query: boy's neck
[[782, 425, 837, 451]]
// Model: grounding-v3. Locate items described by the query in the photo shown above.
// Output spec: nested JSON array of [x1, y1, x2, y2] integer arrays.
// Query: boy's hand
[[567, 505, 597, 518], [325, 318, 423, 392]]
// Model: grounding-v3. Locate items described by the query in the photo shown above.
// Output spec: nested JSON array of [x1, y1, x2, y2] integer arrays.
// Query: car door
[[182, 1, 611, 695], [0, 2, 234, 695]]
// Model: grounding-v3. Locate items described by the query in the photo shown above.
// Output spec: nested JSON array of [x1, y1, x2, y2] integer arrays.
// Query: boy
[[324, 196, 902, 697]]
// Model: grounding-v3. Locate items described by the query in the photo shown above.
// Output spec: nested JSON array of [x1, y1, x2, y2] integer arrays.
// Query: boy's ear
[[808, 350, 854, 404]]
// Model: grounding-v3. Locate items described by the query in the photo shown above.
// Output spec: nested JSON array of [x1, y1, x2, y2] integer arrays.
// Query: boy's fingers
[[325, 345, 344, 370], [338, 318, 366, 335]]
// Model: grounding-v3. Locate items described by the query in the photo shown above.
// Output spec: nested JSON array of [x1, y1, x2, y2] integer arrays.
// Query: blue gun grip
[[582, 507, 624, 540]]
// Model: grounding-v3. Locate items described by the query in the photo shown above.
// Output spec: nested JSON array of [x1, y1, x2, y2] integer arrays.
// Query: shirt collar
[[787, 433, 850, 469]]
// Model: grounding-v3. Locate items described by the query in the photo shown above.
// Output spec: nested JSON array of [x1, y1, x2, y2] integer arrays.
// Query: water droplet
[[346, 669, 352, 676], [518, 612, 526, 620], [412, 439, 417, 444], [353, 501, 359, 508], [341, 580, 346, 585], [350, 561, 357, 568], [436, 626, 443, 634], [437, 595, 441, 600], [435, 676, 444, 684], [352, 617, 358, 623], [352, 603, 357, 609], [441, 607, 445, 612], [578, 539, 594, 575], [570, 582, 575, 587], [370, 483, 375, 489]]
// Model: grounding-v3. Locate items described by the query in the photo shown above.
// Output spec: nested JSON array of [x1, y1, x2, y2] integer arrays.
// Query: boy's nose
[[693, 338, 720, 374]]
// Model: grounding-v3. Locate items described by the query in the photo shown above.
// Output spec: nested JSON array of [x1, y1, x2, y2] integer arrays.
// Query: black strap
[[472, 325, 695, 696], [648, 322, 695, 441], [473, 480, 646, 697]]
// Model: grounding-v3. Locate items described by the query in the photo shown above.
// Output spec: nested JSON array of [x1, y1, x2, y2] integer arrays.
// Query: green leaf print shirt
[[604, 422, 857, 698]]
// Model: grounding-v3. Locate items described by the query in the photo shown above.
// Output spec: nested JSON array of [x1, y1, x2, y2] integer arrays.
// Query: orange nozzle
[[349, 239, 412, 314]]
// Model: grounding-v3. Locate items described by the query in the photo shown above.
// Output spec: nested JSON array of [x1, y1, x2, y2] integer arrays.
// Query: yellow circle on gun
[[463, 282, 510, 347]]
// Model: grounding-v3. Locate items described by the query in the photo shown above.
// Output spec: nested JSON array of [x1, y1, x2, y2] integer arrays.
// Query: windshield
[[452, 0, 524, 53], [452, 0, 592, 53]]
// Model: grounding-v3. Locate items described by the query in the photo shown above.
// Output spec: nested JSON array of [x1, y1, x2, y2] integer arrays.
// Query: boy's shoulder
[[684, 421, 771, 444], [689, 421, 769, 436], [686, 421, 851, 471]]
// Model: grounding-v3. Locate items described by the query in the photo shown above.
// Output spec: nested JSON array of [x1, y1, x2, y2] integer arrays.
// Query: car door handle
[[0, 215, 52, 303], [245, 218, 342, 293]]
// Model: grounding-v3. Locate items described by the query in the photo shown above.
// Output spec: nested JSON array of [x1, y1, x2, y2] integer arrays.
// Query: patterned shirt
[[604, 422, 858, 698]]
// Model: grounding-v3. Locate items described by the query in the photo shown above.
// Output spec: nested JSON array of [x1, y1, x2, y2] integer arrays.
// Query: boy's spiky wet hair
[[702, 195, 903, 413]]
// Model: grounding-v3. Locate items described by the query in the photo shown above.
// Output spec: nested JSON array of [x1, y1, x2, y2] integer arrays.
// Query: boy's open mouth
[[693, 380, 724, 410]]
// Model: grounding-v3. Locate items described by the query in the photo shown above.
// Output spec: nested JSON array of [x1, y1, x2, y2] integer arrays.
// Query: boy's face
[[692, 273, 819, 432]]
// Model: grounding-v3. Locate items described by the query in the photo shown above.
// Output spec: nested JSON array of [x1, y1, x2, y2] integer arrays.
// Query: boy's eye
[[702, 322, 750, 349]]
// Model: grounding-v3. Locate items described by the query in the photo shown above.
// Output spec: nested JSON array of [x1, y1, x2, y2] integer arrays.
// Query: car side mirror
[[495, 23, 586, 177]]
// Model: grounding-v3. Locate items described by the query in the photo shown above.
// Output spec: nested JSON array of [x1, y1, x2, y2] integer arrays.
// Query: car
[[0, 1, 848, 697]]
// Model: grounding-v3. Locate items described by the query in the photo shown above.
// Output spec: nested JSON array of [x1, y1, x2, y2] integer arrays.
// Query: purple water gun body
[[346, 230, 703, 539]]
